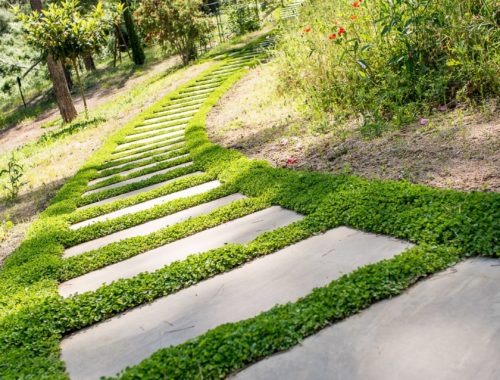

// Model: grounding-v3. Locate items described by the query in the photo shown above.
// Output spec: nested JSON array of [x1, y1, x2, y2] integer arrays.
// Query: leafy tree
[[224, 0, 260, 36], [17, 0, 114, 116], [136, 0, 212, 65]]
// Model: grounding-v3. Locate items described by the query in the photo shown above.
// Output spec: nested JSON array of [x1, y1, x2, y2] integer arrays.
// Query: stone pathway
[[55, 39, 500, 380]]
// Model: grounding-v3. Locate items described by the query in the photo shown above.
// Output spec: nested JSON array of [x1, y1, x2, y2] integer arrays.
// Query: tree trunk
[[121, 0, 145, 65], [63, 64, 73, 90], [83, 54, 96, 72], [29, 0, 77, 123]]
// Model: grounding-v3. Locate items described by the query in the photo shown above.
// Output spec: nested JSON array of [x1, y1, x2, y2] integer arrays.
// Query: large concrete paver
[[72, 176, 214, 228], [60, 227, 411, 379], [65, 193, 245, 258], [107, 143, 185, 163], [59, 206, 304, 297], [118, 130, 184, 149], [83, 162, 193, 196], [112, 135, 184, 156], [90, 154, 190, 186], [235, 258, 500, 380], [99, 149, 185, 172]]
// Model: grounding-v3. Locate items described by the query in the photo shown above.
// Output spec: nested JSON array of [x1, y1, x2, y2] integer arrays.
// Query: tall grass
[[275, 0, 499, 132]]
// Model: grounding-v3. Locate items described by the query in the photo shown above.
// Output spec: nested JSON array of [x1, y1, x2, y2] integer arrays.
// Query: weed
[[0, 153, 25, 201]]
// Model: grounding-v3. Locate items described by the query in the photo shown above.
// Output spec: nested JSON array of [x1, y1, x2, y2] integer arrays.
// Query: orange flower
[[328, 33, 337, 40], [350, 15, 358, 20], [352, 1, 360, 6], [304, 27, 312, 33]]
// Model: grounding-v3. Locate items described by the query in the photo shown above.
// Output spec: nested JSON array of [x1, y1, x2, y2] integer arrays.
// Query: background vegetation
[[275, 0, 499, 133]]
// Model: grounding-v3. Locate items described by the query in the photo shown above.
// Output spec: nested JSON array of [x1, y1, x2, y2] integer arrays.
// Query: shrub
[[135, 0, 212, 64], [0, 153, 25, 201], [224, 0, 260, 36], [276, 0, 499, 130]]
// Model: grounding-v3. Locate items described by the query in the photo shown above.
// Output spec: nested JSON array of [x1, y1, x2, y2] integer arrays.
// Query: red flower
[[304, 27, 311, 33], [338, 27, 346, 35], [287, 157, 298, 165], [352, 1, 360, 7], [328, 33, 337, 40]]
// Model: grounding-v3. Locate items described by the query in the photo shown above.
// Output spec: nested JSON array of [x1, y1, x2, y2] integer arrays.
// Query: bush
[[224, 0, 260, 36], [135, 0, 212, 64], [276, 0, 500, 130]]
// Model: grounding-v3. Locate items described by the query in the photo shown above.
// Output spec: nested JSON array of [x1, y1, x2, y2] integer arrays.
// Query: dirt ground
[[0, 59, 213, 266], [207, 63, 500, 192], [0, 56, 181, 154]]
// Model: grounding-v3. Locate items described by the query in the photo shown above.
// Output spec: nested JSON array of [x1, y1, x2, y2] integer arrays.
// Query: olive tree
[[17, 0, 114, 116], [135, 0, 212, 65]]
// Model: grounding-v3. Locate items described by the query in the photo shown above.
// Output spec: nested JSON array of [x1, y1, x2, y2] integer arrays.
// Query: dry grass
[[207, 61, 500, 192]]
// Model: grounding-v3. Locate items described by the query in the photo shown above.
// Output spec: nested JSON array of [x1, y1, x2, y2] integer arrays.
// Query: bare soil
[[207, 63, 500, 192], [0, 56, 181, 154]]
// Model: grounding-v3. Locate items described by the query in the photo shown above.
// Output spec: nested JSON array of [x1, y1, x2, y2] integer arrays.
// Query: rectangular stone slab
[[107, 143, 185, 163], [112, 135, 184, 156], [59, 206, 304, 297], [118, 130, 184, 149], [234, 258, 500, 380], [83, 162, 193, 196], [90, 154, 190, 186], [99, 149, 185, 172], [126, 125, 186, 139], [72, 176, 215, 228], [60, 227, 411, 379], [64, 193, 245, 258]]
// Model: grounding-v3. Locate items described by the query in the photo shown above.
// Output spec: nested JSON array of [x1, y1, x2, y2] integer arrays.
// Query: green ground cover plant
[[275, 0, 499, 132], [0, 36, 498, 379]]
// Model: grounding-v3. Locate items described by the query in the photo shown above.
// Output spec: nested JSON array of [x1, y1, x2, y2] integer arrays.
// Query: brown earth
[[207, 62, 500, 192]]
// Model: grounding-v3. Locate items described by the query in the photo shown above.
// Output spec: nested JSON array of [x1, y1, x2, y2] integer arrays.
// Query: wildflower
[[328, 33, 337, 40], [304, 27, 311, 33], [287, 157, 298, 165], [352, 1, 360, 7], [420, 118, 429, 126], [338, 27, 346, 35], [350, 15, 358, 20]]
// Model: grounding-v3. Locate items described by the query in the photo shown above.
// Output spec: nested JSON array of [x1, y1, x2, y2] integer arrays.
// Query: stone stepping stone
[[140, 115, 193, 128], [59, 206, 303, 297], [142, 112, 195, 125], [60, 227, 410, 379], [125, 125, 185, 140], [107, 142, 185, 163], [234, 258, 500, 380], [90, 154, 190, 186], [171, 93, 210, 102], [83, 162, 193, 196], [118, 130, 185, 150], [100, 148, 185, 172], [161, 99, 205, 111], [72, 174, 210, 227], [134, 118, 189, 130], [112, 136, 184, 157], [65, 193, 245, 258], [178, 88, 215, 96], [151, 108, 199, 119]]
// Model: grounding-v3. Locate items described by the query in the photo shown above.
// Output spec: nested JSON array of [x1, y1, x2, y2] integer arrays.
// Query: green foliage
[[224, 0, 261, 36], [0, 39, 497, 379], [16, 0, 111, 63], [0, 214, 14, 242], [276, 0, 500, 130], [0, 153, 25, 201], [135, 0, 212, 64]]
